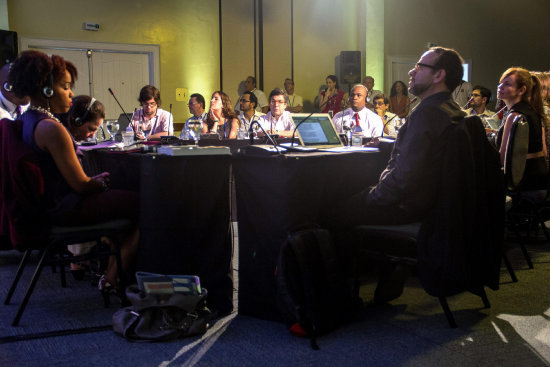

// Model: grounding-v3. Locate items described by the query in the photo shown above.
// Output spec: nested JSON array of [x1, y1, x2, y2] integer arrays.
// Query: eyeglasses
[[414, 62, 438, 70], [374, 101, 386, 106], [270, 100, 286, 105], [240, 99, 251, 103], [142, 102, 157, 108], [188, 102, 198, 107]]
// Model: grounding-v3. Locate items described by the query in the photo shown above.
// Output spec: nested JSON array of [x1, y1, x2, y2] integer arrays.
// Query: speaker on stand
[[339, 51, 361, 93]]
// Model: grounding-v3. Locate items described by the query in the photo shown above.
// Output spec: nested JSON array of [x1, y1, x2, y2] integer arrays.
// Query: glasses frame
[[414, 62, 439, 70]]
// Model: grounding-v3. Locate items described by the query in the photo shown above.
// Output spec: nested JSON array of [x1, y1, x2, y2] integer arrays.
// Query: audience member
[[452, 80, 473, 108], [332, 84, 383, 137], [373, 94, 400, 137], [316, 75, 347, 116], [283, 78, 303, 113], [532, 71, 550, 157], [465, 85, 496, 129], [388, 80, 410, 118], [332, 47, 468, 303], [179, 93, 207, 139], [363, 75, 383, 108], [130, 85, 174, 139], [497, 67, 548, 198], [9, 50, 139, 294], [258, 88, 294, 137], [235, 76, 268, 113], [203, 91, 239, 139], [0, 63, 29, 120], [237, 90, 264, 134]]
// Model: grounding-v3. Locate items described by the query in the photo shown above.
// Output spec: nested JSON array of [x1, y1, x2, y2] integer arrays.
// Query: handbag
[[112, 285, 212, 341]]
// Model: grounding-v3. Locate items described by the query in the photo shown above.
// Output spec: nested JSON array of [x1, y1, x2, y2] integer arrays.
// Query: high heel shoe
[[98, 275, 117, 307]]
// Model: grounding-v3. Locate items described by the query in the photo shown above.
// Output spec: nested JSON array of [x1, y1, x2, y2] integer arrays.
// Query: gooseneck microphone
[[461, 96, 474, 110], [248, 120, 281, 154], [108, 88, 133, 134], [381, 97, 418, 137]]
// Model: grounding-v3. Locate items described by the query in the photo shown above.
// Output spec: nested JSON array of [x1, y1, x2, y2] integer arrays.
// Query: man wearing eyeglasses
[[373, 94, 400, 137], [237, 91, 264, 134], [257, 88, 294, 137], [130, 85, 174, 140], [179, 93, 207, 139], [333, 47, 468, 303]]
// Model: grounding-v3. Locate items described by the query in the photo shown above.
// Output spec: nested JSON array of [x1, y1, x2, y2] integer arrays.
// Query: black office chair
[[353, 116, 503, 328], [0, 118, 132, 326], [504, 115, 548, 267]]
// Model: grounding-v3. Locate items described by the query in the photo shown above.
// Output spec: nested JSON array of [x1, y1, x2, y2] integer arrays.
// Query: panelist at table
[[257, 88, 295, 138], [332, 84, 384, 137], [129, 85, 174, 140], [9, 50, 139, 296], [202, 91, 239, 139]]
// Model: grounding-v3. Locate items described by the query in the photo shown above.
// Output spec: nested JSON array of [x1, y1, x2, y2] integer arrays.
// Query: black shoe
[[373, 264, 410, 304]]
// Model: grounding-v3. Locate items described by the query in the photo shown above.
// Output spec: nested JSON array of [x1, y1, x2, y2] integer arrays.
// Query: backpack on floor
[[276, 228, 356, 349]]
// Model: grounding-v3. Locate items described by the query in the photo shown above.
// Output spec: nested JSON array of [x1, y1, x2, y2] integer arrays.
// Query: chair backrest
[[504, 114, 529, 190], [0, 118, 49, 251]]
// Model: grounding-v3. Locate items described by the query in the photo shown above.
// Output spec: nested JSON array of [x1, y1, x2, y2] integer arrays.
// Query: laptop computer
[[289, 113, 344, 149]]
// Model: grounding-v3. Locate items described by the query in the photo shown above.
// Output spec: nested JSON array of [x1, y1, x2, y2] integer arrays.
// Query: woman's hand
[[91, 172, 110, 192]]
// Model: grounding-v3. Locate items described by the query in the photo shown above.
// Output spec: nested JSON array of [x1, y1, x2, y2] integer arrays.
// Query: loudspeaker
[[0, 30, 17, 67], [339, 51, 361, 85]]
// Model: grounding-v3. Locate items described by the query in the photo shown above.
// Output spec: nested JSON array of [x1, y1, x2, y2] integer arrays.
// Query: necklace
[[27, 105, 60, 123]]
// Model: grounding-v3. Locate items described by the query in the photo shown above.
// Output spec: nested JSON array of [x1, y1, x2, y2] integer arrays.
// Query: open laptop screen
[[291, 113, 343, 148]]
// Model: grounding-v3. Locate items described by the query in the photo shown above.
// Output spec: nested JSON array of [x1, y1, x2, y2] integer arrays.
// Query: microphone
[[461, 96, 474, 109], [249, 120, 281, 154], [290, 94, 338, 148], [381, 97, 418, 137], [108, 88, 133, 135]]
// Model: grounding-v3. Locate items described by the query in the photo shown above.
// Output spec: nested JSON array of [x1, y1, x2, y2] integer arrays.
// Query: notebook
[[289, 113, 344, 149]]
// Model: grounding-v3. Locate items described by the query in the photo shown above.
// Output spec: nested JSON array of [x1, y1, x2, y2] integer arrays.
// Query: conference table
[[83, 149, 234, 315], [83, 139, 392, 320], [233, 146, 391, 320]]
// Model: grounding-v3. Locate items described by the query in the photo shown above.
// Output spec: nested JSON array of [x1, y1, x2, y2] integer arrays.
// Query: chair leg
[[502, 252, 518, 283], [479, 288, 490, 309], [508, 215, 534, 269], [438, 297, 457, 328], [4, 250, 33, 305], [12, 247, 50, 326]]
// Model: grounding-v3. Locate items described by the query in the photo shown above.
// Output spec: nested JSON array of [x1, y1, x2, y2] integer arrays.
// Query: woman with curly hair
[[202, 91, 239, 139]]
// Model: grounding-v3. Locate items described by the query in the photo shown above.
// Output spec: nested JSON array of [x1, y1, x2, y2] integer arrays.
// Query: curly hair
[[390, 81, 407, 97], [9, 50, 77, 100], [205, 91, 237, 131]]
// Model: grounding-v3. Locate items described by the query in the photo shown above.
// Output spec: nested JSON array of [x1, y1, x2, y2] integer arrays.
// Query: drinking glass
[[190, 122, 202, 145], [107, 122, 120, 141]]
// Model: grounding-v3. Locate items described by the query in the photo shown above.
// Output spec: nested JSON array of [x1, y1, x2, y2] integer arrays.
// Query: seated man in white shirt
[[0, 63, 30, 120], [373, 94, 401, 137], [130, 85, 174, 139], [465, 85, 496, 129], [238, 91, 264, 134], [284, 78, 303, 113], [332, 84, 384, 137], [180, 93, 207, 139], [258, 88, 295, 137], [234, 76, 269, 113]]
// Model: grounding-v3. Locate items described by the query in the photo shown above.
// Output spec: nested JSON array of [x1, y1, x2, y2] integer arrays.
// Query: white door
[[20, 38, 160, 120], [91, 51, 151, 120]]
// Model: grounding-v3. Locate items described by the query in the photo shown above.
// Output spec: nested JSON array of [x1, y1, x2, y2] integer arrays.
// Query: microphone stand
[[108, 88, 134, 138], [249, 120, 281, 154]]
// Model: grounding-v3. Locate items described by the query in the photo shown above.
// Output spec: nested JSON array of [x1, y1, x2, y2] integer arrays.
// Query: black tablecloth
[[233, 150, 390, 320], [83, 150, 234, 315]]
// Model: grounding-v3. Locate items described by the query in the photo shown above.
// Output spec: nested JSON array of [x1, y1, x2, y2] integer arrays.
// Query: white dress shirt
[[332, 107, 384, 137]]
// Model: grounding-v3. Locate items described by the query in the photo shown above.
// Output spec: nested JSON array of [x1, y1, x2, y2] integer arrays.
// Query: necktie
[[354, 112, 360, 132], [14, 106, 22, 119]]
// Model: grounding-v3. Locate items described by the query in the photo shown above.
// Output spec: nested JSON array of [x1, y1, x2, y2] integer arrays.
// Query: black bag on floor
[[276, 228, 356, 349], [113, 285, 212, 341]]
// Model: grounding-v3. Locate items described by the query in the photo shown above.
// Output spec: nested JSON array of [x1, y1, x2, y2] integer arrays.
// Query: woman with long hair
[[9, 50, 139, 299], [497, 67, 548, 197], [388, 80, 410, 118], [315, 75, 346, 115], [202, 91, 239, 139]]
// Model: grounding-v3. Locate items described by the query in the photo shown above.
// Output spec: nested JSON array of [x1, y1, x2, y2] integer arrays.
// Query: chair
[[353, 116, 503, 328], [0, 118, 132, 326]]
